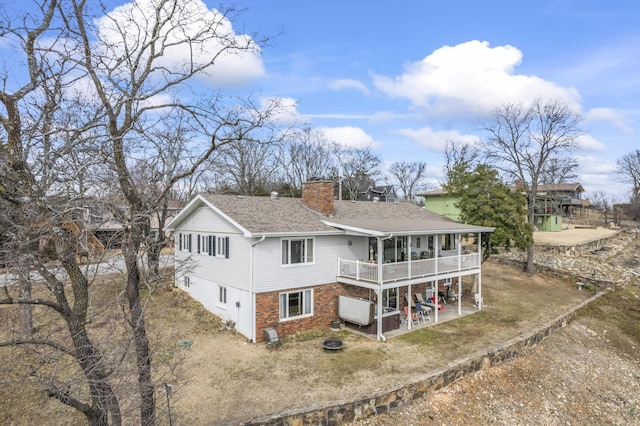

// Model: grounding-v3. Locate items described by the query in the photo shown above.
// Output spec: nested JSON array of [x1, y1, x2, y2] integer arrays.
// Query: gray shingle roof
[[196, 194, 492, 236]]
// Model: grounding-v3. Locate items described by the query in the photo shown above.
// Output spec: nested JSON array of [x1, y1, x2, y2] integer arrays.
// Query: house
[[357, 182, 399, 202], [419, 189, 462, 221], [164, 180, 494, 343], [422, 182, 587, 232]]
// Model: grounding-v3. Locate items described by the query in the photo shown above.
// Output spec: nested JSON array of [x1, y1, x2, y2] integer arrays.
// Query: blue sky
[[228, 0, 640, 200], [6, 0, 639, 200]]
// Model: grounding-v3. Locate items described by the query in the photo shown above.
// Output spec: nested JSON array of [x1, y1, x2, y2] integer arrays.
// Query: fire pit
[[322, 337, 344, 351]]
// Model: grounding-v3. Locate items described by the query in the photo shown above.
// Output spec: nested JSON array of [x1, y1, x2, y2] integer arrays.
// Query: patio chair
[[414, 292, 429, 305], [403, 305, 420, 327], [415, 302, 431, 323]]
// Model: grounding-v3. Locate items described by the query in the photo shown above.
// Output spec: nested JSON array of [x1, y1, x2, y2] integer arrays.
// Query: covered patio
[[323, 217, 494, 341]]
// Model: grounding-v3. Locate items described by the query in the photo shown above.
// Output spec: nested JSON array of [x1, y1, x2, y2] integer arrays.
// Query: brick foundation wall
[[254, 279, 464, 342], [302, 180, 334, 215], [256, 282, 357, 343]]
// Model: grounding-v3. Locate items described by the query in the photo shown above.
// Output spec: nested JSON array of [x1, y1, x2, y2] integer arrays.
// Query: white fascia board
[[320, 220, 387, 237], [163, 194, 252, 236], [244, 230, 345, 238]]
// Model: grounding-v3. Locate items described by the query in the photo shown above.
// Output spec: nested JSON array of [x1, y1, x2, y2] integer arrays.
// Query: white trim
[[279, 288, 313, 321]]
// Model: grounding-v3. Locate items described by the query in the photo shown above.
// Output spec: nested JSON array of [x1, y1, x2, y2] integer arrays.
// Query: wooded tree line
[[1, 2, 638, 425]]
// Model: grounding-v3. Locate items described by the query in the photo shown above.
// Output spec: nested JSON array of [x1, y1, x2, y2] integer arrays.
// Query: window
[[200, 235, 207, 255], [383, 288, 398, 309], [179, 233, 192, 252], [183, 275, 190, 288], [279, 289, 312, 320], [219, 286, 227, 304], [217, 236, 229, 258], [281, 238, 314, 265], [207, 235, 215, 256], [441, 233, 457, 251]]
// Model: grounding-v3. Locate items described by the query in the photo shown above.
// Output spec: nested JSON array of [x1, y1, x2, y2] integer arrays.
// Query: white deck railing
[[337, 253, 480, 284]]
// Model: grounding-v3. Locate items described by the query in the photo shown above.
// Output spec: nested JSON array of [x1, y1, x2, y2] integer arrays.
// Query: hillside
[[348, 231, 640, 425]]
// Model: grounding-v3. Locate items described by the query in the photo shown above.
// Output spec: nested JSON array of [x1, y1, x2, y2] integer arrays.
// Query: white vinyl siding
[[254, 235, 361, 293]]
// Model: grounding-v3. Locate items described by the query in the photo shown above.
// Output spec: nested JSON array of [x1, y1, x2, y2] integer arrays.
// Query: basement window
[[279, 289, 313, 320]]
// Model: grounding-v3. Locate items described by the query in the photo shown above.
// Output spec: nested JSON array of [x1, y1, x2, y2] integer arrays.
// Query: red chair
[[403, 305, 420, 326]]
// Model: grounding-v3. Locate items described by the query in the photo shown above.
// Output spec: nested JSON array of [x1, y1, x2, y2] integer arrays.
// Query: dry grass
[[0, 261, 594, 425]]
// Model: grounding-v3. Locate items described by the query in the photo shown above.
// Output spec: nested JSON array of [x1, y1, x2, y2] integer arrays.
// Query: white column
[[478, 233, 483, 310], [457, 275, 462, 316], [408, 235, 412, 279], [377, 237, 384, 337], [407, 285, 412, 330]]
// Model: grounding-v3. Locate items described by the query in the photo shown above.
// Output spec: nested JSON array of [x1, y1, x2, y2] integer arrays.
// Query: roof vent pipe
[[270, 191, 278, 200]]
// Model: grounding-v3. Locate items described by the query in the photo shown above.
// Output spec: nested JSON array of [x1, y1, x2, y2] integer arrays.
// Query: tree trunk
[[20, 259, 33, 336], [146, 240, 162, 279], [526, 244, 535, 274], [124, 239, 156, 426], [57, 239, 122, 425], [526, 194, 536, 274]]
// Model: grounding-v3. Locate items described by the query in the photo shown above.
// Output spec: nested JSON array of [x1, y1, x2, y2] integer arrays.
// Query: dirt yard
[[1, 230, 639, 425]]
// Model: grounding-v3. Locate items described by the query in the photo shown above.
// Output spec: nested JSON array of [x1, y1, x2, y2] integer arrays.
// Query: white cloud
[[585, 107, 635, 134], [575, 155, 628, 198], [260, 97, 306, 126], [576, 155, 618, 175], [396, 126, 480, 151], [329, 79, 370, 95], [317, 126, 379, 149], [372, 40, 581, 117], [576, 134, 607, 151], [97, 0, 264, 87]]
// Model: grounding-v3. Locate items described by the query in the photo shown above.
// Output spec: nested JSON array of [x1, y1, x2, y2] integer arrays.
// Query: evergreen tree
[[446, 164, 532, 261]]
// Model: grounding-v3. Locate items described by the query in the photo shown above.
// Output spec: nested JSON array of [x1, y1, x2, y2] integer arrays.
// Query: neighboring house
[[530, 183, 586, 231], [421, 183, 587, 232], [356, 181, 399, 202], [165, 180, 493, 343], [149, 199, 185, 244], [535, 183, 586, 216], [419, 189, 462, 221]]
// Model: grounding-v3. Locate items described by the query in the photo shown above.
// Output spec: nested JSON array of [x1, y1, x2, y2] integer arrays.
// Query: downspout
[[376, 234, 393, 341], [250, 235, 266, 342]]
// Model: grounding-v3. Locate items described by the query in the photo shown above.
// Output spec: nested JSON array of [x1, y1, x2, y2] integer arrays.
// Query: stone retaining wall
[[232, 293, 604, 426], [534, 231, 620, 257], [495, 257, 618, 290]]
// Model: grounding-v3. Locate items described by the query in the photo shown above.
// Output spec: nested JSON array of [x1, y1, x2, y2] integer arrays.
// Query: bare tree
[[213, 136, 281, 196], [67, 1, 287, 423], [277, 127, 337, 197], [388, 161, 427, 202], [0, 2, 124, 424], [442, 140, 480, 186], [539, 155, 579, 184], [616, 149, 640, 201], [1, 1, 285, 424], [333, 145, 382, 200], [482, 98, 583, 273], [590, 190, 613, 224]]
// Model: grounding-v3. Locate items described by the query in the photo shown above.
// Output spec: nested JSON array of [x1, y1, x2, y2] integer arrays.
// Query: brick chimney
[[302, 180, 334, 216]]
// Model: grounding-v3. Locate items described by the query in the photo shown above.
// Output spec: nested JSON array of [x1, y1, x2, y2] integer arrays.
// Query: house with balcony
[[165, 180, 493, 343], [422, 182, 587, 232]]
